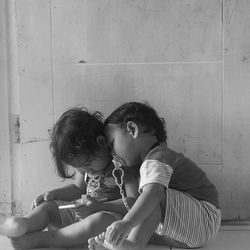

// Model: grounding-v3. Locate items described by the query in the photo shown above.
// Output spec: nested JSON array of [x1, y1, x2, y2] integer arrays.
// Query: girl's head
[[50, 107, 110, 178], [104, 102, 167, 167]]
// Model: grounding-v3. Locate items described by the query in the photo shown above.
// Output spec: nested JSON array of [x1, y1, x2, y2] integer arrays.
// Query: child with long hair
[[89, 101, 221, 250], [0, 107, 138, 249]]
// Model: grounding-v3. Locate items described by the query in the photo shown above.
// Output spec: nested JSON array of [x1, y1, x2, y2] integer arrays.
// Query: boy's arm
[[123, 183, 164, 226], [105, 183, 164, 245]]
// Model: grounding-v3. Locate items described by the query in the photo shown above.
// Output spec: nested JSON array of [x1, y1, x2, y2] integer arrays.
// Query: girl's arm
[[32, 172, 86, 207], [99, 196, 136, 215], [47, 171, 86, 201], [84, 172, 139, 215]]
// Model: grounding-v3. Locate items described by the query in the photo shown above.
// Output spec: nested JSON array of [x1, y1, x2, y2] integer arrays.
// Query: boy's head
[[50, 107, 110, 178], [104, 102, 166, 167]]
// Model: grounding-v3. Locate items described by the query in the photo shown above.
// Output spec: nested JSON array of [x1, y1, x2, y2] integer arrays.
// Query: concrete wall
[[0, 0, 12, 215], [1, 0, 250, 220]]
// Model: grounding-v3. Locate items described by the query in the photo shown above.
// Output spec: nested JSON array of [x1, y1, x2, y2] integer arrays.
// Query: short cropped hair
[[104, 102, 167, 142]]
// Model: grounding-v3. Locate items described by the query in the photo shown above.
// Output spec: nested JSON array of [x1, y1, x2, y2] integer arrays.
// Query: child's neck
[[139, 136, 158, 161]]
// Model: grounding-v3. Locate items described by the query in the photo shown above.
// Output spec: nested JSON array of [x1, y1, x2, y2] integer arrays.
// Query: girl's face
[[70, 148, 110, 177], [105, 123, 140, 167]]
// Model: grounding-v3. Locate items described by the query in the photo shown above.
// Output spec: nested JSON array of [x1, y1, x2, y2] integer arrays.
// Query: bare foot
[[10, 232, 42, 250], [88, 232, 114, 250], [88, 235, 98, 250], [0, 216, 27, 237]]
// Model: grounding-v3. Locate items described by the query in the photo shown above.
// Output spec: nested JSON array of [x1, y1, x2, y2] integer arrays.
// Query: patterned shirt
[[85, 163, 123, 202]]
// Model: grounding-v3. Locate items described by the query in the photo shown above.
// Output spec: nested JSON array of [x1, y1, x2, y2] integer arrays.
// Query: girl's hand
[[31, 192, 54, 209], [105, 219, 133, 247], [73, 195, 101, 219]]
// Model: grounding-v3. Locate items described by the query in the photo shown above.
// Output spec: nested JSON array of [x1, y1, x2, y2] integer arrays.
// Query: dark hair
[[50, 107, 104, 178], [104, 102, 167, 142]]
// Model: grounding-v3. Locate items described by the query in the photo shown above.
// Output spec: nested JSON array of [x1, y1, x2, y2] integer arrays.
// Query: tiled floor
[[0, 225, 249, 250]]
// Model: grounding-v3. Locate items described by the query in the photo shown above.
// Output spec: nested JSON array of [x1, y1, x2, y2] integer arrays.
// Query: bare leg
[[88, 205, 162, 250], [0, 200, 61, 237], [10, 211, 117, 249], [0, 214, 27, 237]]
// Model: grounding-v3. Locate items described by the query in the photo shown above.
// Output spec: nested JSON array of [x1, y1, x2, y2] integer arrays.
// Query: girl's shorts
[[156, 189, 221, 248], [47, 200, 123, 231]]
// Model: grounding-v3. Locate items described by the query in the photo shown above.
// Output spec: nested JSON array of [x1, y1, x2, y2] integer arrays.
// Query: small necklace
[[87, 158, 112, 196], [112, 155, 130, 211]]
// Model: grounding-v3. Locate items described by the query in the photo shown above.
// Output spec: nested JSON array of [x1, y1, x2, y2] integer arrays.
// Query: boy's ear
[[96, 135, 107, 147], [126, 121, 138, 138]]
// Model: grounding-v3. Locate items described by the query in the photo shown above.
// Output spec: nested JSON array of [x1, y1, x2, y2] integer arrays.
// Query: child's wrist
[[121, 218, 134, 230], [122, 214, 137, 228]]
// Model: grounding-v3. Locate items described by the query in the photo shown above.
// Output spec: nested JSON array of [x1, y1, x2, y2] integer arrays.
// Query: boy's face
[[105, 123, 140, 167], [70, 149, 109, 177]]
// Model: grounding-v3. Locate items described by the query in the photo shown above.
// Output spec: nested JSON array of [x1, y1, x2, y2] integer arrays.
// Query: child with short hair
[[0, 107, 138, 249], [89, 101, 221, 250]]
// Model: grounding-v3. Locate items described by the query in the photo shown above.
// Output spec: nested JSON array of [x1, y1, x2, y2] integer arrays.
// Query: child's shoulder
[[146, 143, 178, 166]]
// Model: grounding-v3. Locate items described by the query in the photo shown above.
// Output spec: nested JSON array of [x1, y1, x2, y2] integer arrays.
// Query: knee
[[91, 211, 116, 223], [86, 211, 117, 234], [36, 200, 57, 211], [34, 200, 58, 218], [4, 216, 28, 237], [6, 216, 26, 228]]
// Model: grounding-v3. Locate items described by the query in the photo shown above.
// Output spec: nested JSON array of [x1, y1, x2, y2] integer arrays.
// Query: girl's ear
[[96, 135, 107, 147], [126, 121, 139, 138]]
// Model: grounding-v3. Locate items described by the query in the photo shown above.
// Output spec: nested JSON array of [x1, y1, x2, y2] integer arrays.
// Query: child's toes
[[95, 233, 105, 245], [88, 238, 96, 250]]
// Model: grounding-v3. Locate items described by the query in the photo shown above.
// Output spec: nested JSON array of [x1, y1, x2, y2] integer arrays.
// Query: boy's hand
[[105, 219, 132, 247], [31, 192, 54, 209]]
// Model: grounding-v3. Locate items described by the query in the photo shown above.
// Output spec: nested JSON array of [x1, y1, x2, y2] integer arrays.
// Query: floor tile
[[172, 225, 250, 250], [1, 225, 249, 250], [0, 236, 12, 250]]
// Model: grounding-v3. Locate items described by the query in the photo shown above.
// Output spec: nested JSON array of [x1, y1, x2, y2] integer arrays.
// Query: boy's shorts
[[156, 189, 221, 248], [47, 200, 123, 231]]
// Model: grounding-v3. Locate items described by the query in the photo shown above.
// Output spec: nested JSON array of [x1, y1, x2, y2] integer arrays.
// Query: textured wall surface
[[1, 0, 250, 220], [0, 0, 13, 215]]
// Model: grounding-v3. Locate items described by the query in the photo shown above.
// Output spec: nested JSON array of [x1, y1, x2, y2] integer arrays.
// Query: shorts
[[157, 189, 221, 248], [47, 200, 123, 231]]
